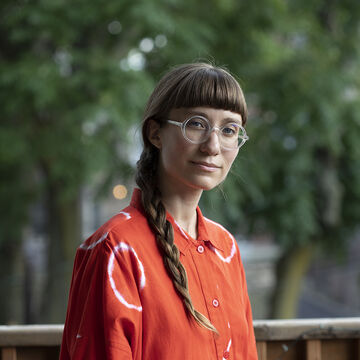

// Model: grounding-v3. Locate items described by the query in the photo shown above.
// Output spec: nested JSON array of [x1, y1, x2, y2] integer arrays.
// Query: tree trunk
[[270, 244, 315, 319], [0, 240, 24, 324], [41, 183, 82, 323]]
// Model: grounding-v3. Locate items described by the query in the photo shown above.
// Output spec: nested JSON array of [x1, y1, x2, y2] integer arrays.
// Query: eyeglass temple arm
[[167, 120, 182, 127]]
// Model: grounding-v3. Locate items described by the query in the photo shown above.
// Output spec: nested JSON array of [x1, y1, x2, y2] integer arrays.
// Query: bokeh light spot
[[155, 34, 167, 48], [139, 38, 154, 53], [113, 185, 128, 200], [108, 21, 122, 35]]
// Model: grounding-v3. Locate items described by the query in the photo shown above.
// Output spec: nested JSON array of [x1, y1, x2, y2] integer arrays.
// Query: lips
[[192, 161, 220, 168], [190, 161, 221, 172]]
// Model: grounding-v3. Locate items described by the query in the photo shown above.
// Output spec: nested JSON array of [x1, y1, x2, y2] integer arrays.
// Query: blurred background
[[1, 0, 359, 325]]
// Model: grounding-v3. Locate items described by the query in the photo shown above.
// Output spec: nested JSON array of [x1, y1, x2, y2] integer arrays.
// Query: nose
[[200, 129, 221, 155]]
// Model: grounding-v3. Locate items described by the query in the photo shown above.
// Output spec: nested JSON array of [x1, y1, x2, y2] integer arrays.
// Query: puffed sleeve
[[60, 235, 143, 360]]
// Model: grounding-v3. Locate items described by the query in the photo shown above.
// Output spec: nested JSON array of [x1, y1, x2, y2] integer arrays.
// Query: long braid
[[136, 148, 218, 334]]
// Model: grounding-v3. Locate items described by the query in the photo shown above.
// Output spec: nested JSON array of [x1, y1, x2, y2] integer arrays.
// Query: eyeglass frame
[[166, 115, 249, 150]]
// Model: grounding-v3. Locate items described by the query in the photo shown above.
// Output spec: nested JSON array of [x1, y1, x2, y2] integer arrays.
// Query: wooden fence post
[[256, 341, 267, 360], [2, 347, 17, 360], [306, 339, 321, 360]]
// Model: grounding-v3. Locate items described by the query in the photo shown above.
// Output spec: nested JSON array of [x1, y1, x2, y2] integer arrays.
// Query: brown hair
[[135, 63, 247, 333]]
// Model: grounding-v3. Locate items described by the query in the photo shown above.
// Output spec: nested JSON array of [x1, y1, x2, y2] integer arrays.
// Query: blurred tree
[[0, 0, 150, 323], [200, 0, 360, 318], [1, 0, 359, 324], [0, 0, 218, 323]]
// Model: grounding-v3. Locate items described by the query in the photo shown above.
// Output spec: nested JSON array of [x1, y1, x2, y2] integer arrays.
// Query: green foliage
[[0, 0, 222, 253], [0, 0, 160, 240], [1, 0, 360, 252], [201, 0, 360, 252]]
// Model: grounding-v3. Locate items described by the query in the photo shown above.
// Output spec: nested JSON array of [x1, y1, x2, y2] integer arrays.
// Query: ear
[[146, 119, 162, 149]]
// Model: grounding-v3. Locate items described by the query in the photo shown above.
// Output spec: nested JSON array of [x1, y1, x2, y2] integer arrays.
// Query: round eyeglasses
[[167, 115, 249, 150]]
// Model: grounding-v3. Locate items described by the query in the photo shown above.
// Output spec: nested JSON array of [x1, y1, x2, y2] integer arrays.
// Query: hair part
[[136, 62, 247, 334]]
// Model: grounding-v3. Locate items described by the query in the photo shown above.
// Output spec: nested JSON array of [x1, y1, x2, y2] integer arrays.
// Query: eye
[[186, 117, 207, 130], [222, 123, 239, 137]]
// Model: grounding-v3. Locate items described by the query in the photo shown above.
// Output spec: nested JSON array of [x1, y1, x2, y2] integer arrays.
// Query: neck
[[160, 186, 203, 239]]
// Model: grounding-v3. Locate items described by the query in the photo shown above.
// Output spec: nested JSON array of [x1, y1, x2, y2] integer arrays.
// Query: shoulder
[[79, 205, 152, 252], [74, 205, 156, 284]]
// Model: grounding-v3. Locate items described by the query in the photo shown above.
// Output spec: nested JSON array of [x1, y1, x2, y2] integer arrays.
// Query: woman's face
[[148, 106, 242, 196]]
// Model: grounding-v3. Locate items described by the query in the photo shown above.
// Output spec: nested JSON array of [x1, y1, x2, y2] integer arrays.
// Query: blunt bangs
[[166, 67, 247, 125], [143, 63, 248, 137]]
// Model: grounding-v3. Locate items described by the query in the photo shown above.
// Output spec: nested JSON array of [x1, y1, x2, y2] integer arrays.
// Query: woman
[[60, 63, 258, 359]]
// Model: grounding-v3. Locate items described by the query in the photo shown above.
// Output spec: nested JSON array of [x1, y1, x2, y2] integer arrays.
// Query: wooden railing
[[0, 318, 359, 360], [254, 318, 360, 360]]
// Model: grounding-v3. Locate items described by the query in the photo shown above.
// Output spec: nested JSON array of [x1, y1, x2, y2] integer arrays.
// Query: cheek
[[160, 129, 186, 151], [218, 152, 238, 184], [223, 150, 238, 170], [160, 137, 189, 166]]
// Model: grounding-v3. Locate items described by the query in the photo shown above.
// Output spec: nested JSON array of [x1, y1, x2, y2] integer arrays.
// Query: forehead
[[170, 107, 243, 125]]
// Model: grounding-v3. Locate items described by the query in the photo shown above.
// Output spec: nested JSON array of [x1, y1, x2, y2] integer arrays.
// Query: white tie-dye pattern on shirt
[[79, 211, 144, 311], [79, 212, 131, 250], [119, 211, 131, 220], [108, 242, 145, 312], [203, 217, 237, 263], [79, 232, 109, 250], [222, 338, 232, 360]]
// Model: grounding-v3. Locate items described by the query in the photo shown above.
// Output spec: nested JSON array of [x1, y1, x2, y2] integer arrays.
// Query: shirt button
[[212, 299, 219, 307], [223, 350, 230, 358], [197, 245, 204, 253]]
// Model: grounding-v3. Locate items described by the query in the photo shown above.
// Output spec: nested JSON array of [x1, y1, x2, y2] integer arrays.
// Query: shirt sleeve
[[60, 235, 143, 360]]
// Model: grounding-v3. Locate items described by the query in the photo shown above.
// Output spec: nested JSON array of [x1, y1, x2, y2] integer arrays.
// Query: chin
[[191, 179, 222, 191], [201, 183, 218, 191], [184, 174, 225, 192]]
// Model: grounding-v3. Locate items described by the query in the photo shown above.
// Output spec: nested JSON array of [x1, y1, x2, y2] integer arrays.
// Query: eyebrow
[[186, 110, 243, 126]]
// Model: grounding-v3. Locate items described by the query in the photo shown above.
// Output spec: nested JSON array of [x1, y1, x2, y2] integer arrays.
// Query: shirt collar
[[196, 207, 224, 251], [130, 188, 224, 254]]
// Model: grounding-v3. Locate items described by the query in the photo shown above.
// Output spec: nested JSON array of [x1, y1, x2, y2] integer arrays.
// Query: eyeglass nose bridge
[[203, 126, 223, 143]]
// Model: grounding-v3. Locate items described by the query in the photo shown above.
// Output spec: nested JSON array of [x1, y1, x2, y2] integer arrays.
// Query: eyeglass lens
[[185, 117, 245, 149]]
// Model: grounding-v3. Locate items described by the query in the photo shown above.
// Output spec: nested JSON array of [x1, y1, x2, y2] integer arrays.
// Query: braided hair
[[135, 63, 247, 333]]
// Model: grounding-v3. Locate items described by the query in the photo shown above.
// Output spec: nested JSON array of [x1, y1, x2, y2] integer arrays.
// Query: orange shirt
[[60, 189, 258, 360]]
